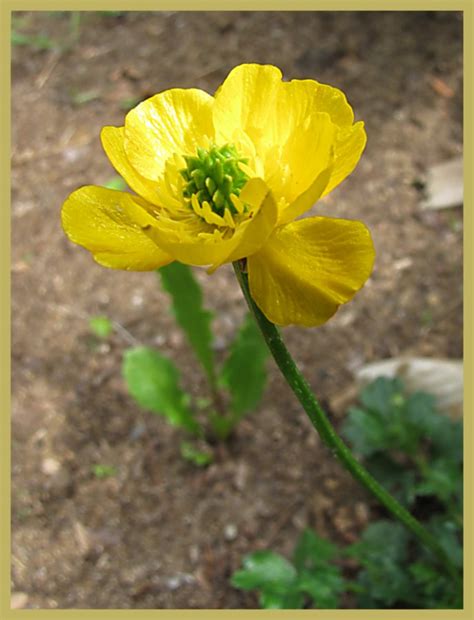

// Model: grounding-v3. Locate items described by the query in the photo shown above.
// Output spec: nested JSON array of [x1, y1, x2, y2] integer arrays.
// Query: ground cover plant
[[123, 262, 269, 463], [232, 378, 463, 609]]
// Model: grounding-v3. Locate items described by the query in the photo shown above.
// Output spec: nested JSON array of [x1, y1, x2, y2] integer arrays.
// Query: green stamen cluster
[[180, 144, 249, 215]]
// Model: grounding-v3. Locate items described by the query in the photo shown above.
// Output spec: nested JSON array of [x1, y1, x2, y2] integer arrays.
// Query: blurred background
[[11, 11, 462, 609]]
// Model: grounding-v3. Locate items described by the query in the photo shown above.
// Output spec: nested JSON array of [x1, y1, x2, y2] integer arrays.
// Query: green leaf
[[292, 530, 345, 609], [11, 30, 55, 49], [342, 378, 423, 456], [359, 377, 405, 419], [341, 407, 387, 457], [414, 457, 462, 504], [293, 529, 339, 571], [158, 262, 215, 382], [347, 520, 412, 606], [180, 440, 213, 467], [220, 313, 268, 417], [259, 589, 305, 609], [425, 517, 463, 569], [365, 454, 419, 506], [122, 347, 200, 435], [409, 560, 462, 608], [91, 464, 117, 478], [297, 566, 345, 609], [70, 89, 101, 106], [89, 315, 113, 339], [231, 550, 297, 592]]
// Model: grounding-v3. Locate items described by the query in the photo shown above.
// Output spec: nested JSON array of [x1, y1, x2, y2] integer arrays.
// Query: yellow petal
[[248, 216, 375, 327], [124, 88, 215, 181], [144, 178, 278, 268], [279, 78, 355, 129], [101, 126, 162, 205], [264, 111, 335, 206], [213, 64, 283, 149], [214, 64, 365, 207], [61, 186, 172, 271], [276, 79, 366, 198], [323, 121, 367, 196], [277, 165, 332, 226]]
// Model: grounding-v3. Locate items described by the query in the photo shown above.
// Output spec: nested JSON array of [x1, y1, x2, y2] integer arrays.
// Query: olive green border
[[1, 2, 472, 619]]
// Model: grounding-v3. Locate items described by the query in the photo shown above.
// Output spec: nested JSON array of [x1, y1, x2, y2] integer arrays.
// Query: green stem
[[233, 261, 458, 578]]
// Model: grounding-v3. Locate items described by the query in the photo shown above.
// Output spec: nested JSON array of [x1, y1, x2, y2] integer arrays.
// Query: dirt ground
[[11, 11, 463, 609]]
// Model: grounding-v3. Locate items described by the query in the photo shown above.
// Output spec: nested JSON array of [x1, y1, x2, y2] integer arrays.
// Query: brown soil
[[11, 11, 463, 609]]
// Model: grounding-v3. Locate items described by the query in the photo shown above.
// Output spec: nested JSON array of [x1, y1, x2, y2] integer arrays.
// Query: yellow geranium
[[62, 63, 374, 327]]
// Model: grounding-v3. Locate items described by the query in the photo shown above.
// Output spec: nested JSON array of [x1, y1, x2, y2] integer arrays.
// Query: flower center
[[180, 144, 249, 216]]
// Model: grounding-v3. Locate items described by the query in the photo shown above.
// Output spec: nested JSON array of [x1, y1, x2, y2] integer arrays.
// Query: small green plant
[[341, 377, 462, 516], [232, 377, 463, 609], [91, 464, 117, 478], [12, 12, 82, 52], [89, 315, 113, 339], [122, 263, 269, 460], [232, 529, 346, 609]]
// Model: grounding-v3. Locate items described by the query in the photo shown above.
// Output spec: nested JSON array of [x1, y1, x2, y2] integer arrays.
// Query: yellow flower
[[62, 63, 374, 327]]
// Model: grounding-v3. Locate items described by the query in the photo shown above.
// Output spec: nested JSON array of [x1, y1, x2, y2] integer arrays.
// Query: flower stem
[[233, 261, 458, 578]]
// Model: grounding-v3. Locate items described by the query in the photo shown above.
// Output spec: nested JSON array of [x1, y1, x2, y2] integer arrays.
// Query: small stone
[[233, 461, 249, 491], [165, 572, 195, 590], [131, 292, 144, 307], [354, 502, 370, 526], [224, 523, 238, 541], [421, 157, 463, 210], [41, 457, 60, 476], [189, 544, 200, 563]]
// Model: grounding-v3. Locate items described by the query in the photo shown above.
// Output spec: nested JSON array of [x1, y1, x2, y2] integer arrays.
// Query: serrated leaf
[[259, 588, 305, 609], [343, 378, 423, 456], [89, 315, 113, 339], [293, 529, 339, 571], [297, 566, 345, 609], [365, 454, 419, 506], [360, 377, 405, 419], [158, 262, 215, 382], [408, 562, 458, 609], [414, 457, 461, 504], [425, 517, 463, 569], [122, 347, 200, 435], [348, 520, 412, 606], [231, 550, 297, 592], [347, 521, 411, 607], [220, 313, 268, 417], [292, 530, 345, 609], [348, 520, 409, 565], [341, 407, 387, 457]]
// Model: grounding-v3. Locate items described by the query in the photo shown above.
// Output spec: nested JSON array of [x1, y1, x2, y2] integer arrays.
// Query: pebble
[[41, 457, 60, 476], [165, 572, 195, 590], [189, 544, 200, 563], [354, 501, 370, 526], [224, 523, 238, 541]]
